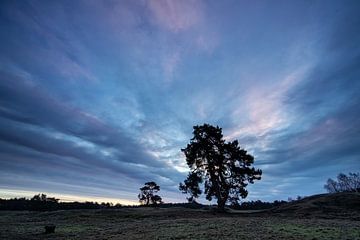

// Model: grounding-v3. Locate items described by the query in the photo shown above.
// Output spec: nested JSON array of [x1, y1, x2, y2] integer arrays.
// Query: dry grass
[[1, 207, 360, 240]]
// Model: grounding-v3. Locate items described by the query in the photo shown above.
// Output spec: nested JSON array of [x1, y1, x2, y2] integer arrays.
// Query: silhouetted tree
[[138, 182, 163, 206], [179, 124, 262, 211], [31, 194, 46, 202], [31, 193, 59, 203], [324, 172, 360, 193]]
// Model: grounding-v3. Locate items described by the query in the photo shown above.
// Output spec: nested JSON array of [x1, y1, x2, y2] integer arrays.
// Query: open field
[[1, 207, 360, 240]]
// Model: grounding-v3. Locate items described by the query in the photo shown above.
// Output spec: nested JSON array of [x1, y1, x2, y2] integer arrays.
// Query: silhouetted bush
[[230, 200, 287, 210], [157, 201, 204, 209]]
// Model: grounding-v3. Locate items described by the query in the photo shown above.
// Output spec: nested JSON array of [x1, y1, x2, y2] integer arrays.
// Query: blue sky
[[0, 0, 359, 204]]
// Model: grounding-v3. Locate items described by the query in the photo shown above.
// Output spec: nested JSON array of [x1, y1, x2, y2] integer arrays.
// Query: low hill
[[270, 192, 360, 220]]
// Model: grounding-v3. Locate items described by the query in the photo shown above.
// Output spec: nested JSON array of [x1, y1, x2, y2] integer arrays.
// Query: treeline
[[150, 200, 287, 210], [231, 200, 287, 210], [0, 193, 289, 211], [0, 194, 122, 211]]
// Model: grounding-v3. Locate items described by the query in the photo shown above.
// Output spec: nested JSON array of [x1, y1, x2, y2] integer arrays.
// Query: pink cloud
[[227, 67, 310, 143], [147, 0, 204, 33]]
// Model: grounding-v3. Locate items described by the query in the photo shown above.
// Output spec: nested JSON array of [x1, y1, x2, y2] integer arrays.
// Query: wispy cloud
[[147, 0, 204, 33], [0, 71, 184, 201], [162, 51, 181, 82], [227, 67, 310, 141], [1, 0, 359, 203]]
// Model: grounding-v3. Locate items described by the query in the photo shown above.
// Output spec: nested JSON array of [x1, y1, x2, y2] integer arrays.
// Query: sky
[[0, 0, 359, 204]]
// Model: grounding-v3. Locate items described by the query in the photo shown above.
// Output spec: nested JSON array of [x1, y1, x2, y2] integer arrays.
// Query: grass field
[[1, 207, 360, 240]]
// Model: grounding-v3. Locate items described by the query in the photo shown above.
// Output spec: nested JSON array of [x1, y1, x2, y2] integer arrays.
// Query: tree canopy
[[179, 124, 262, 210], [324, 172, 360, 193], [138, 181, 163, 206]]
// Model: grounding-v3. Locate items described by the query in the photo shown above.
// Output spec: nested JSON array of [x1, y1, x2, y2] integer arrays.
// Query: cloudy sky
[[0, 0, 359, 204]]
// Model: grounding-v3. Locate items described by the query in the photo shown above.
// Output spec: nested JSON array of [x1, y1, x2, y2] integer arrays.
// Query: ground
[[1, 207, 360, 240]]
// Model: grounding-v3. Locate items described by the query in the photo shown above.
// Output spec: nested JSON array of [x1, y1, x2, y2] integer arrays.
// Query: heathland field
[[1, 200, 360, 240]]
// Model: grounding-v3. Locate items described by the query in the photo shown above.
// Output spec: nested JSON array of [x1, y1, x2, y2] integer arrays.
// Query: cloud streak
[[147, 0, 203, 33], [0, 0, 359, 203]]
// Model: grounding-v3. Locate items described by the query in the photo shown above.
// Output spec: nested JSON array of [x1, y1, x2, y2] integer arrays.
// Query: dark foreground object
[[44, 225, 55, 234]]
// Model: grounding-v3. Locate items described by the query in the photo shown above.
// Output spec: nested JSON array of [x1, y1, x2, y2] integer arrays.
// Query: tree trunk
[[217, 198, 226, 212], [216, 172, 229, 212]]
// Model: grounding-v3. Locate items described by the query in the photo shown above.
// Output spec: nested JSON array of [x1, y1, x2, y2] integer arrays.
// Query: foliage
[[138, 181, 163, 206], [231, 199, 287, 210], [324, 172, 360, 193], [31, 193, 59, 202], [0, 194, 122, 211], [179, 124, 262, 210]]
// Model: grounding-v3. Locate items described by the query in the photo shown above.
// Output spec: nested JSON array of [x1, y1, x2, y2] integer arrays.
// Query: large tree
[[138, 182, 163, 206], [179, 124, 262, 211]]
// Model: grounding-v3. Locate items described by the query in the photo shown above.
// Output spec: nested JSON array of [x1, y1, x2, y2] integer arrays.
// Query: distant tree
[[324, 172, 360, 193], [138, 182, 163, 206], [324, 178, 339, 193], [179, 124, 262, 211], [31, 193, 47, 201], [31, 194, 59, 203]]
